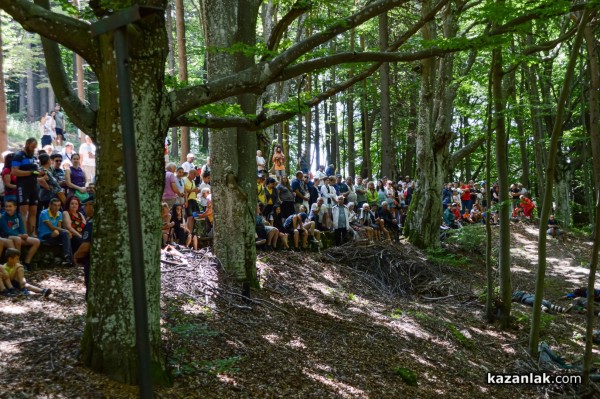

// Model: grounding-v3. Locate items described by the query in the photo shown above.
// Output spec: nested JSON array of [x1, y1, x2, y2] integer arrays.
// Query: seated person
[[378, 202, 400, 241], [161, 202, 174, 247], [470, 201, 483, 223], [444, 203, 460, 229], [562, 287, 600, 302], [39, 198, 74, 266], [0, 199, 40, 270], [74, 196, 94, 298], [268, 205, 290, 250], [63, 196, 87, 253], [512, 290, 571, 314], [349, 203, 373, 241], [512, 205, 524, 221], [256, 203, 279, 250], [283, 212, 309, 250], [0, 264, 18, 296], [309, 197, 327, 231], [547, 215, 563, 238], [172, 203, 197, 250], [299, 204, 321, 244], [370, 203, 390, 240], [359, 203, 379, 241], [197, 188, 213, 236], [2, 248, 51, 296]]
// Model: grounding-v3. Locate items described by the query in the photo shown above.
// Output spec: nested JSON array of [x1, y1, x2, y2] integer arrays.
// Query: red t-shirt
[[460, 185, 471, 201], [1, 167, 17, 196]]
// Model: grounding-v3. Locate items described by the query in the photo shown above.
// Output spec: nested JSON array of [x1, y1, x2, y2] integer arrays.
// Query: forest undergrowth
[[1, 223, 599, 398]]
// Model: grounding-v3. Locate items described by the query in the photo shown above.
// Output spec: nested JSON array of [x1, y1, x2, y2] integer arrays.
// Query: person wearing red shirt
[[520, 195, 535, 219], [460, 181, 472, 212]]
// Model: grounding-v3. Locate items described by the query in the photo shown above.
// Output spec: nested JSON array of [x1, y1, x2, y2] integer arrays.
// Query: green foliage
[[446, 323, 473, 349], [201, 356, 242, 375], [445, 225, 487, 254], [393, 367, 418, 386], [388, 308, 403, 319], [426, 248, 472, 268], [514, 311, 554, 333], [168, 323, 219, 339]]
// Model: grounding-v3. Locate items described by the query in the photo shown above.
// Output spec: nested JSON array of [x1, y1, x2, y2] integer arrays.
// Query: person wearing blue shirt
[[0, 200, 40, 270], [39, 198, 73, 266]]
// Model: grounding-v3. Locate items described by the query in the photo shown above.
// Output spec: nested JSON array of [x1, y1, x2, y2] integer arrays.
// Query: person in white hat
[[181, 153, 196, 173]]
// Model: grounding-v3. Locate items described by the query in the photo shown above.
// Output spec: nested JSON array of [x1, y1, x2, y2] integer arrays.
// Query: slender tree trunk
[[26, 41, 34, 123], [324, 94, 331, 165], [19, 77, 26, 115], [314, 75, 321, 170], [583, 21, 600, 386], [39, 65, 48, 114], [346, 29, 355, 178], [166, 1, 179, 159], [72, 0, 85, 142], [485, 68, 494, 322], [379, 12, 393, 178], [0, 21, 7, 156], [529, 11, 589, 356], [402, 90, 417, 178], [176, 0, 190, 162]]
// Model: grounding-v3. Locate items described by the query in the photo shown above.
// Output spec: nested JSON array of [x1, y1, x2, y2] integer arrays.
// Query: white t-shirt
[[256, 156, 266, 171], [181, 161, 195, 173], [79, 143, 96, 167]]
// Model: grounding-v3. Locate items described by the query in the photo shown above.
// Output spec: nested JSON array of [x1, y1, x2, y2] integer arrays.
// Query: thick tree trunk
[[402, 90, 417, 178], [0, 22, 7, 156], [379, 12, 393, 178], [79, 18, 170, 385], [176, 0, 190, 162], [201, 0, 260, 284]]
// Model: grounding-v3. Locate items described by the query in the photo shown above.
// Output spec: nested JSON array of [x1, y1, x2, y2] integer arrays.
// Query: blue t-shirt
[[12, 150, 39, 184], [38, 209, 62, 239], [283, 215, 294, 230], [0, 212, 25, 237], [291, 178, 305, 203]]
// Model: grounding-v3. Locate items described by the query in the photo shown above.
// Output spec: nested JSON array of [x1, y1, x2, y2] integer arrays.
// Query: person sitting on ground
[[256, 203, 279, 250], [520, 195, 535, 219], [512, 290, 571, 314], [73, 196, 94, 298], [172, 203, 197, 250], [562, 287, 600, 301], [444, 203, 460, 229], [511, 204, 524, 221], [470, 200, 483, 223], [38, 153, 66, 208], [161, 202, 174, 247], [0, 200, 34, 268], [0, 263, 18, 296], [462, 208, 474, 224], [3, 248, 51, 296], [268, 205, 290, 250], [197, 188, 213, 235], [547, 214, 563, 239], [348, 202, 369, 241], [331, 196, 350, 245], [299, 204, 321, 244], [62, 196, 87, 253], [370, 203, 391, 240]]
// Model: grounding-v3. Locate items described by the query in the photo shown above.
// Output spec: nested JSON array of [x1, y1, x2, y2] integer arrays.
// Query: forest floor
[[1, 222, 599, 398]]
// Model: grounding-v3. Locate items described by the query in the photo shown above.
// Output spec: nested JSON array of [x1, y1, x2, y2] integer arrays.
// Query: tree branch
[[448, 136, 486, 171], [33, 0, 97, 136], [0, 0, 100, 67], [263, 0, 312, 59]]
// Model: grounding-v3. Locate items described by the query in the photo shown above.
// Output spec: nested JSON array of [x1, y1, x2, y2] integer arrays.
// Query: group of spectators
[[161, 153, 212, 249], [0, 136, 96, 297]]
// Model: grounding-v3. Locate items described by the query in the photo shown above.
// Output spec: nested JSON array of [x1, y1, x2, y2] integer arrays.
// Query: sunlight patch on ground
[[0, 303, 29, 315], [262, 333, 281, 344], [390, 319, 433, 340], [287, 337, 307, 349], [0, 342, 21, 356], [303, 369, 368, 399]]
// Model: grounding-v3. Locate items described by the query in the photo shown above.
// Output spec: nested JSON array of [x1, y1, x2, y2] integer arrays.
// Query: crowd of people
[[0, 128, 96, 297]]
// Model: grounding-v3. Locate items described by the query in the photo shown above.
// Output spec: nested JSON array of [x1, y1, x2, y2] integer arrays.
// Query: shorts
[[275, 170, 285, 177], [41, 135, 53, 147], [11, 279, 21, 289], [17, 183, 39, 206], [55, 128, 65, 139], [185, 199, 200, 218], [264, 226, 276, 234]]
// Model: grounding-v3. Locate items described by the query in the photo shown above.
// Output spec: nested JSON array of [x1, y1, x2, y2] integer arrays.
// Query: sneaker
[[20, 288, 31, 296], [61, 256, 73, 267], [0, 289, 16, 297], [7, 288, 18, 295], [41, 288, 52, 297]]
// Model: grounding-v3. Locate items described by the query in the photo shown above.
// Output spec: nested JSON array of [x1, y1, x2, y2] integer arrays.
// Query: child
[[0, 266, 18, 297], [3, 248, 51, 296]]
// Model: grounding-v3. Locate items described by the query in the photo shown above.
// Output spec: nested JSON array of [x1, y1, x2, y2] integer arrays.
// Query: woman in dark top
[[276, 176, 295, 218], [2, 153, 18, 203], [65, 153, 88, 199], [171, 203, 196, 248]]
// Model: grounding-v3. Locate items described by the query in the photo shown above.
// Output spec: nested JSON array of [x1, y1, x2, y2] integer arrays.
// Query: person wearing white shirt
[[320, 176, 337, 229], [181, 153, 196, 173], [78, 135, 96, 184], [315, 165, 327, 186], [332, 196, 351, 245], [256, 150, 266, 173]]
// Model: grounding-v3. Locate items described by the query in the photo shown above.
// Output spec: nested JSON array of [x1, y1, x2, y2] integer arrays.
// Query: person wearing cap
[[331, 195, 351, 246], [60, 142, 75, 167], [74, 195, 94, 298], [181, 153, 196, 173]]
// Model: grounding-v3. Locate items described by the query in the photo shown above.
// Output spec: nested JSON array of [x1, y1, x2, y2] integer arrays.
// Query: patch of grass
[[426, 248, 471, 268], [514, 311, 554, 333], [389, 308, 403, 319], [393, 367, 418, 386], [168, 322, 219, 339], [405, 309, 435, 323], [445, 224, 487, 254], [446, 323, 473, 349], [201, 356, 242, 375]]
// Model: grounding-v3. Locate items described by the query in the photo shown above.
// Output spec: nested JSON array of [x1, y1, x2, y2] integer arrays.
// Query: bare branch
[[0, 0, 100, 67], [448, 136, 486, 171], [263, 0, 312, 58]]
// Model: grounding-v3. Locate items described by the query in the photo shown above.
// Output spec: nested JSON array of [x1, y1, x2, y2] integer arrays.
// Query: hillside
[[1, 223, 599, 398]]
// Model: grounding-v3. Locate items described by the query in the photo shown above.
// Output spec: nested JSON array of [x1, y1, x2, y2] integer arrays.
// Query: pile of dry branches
[[320, 242, 472, 298]]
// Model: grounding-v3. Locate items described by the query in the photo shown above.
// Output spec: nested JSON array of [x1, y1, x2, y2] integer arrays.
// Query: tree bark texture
[[379, 12, 393, 178], [176, 0, 190, 162], [0, 21, 7, 156]]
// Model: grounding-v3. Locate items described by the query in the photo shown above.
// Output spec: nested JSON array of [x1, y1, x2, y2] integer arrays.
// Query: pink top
[[162, 171, 177, 200]]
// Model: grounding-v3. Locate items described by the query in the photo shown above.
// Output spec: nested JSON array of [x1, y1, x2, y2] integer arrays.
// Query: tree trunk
[[379, 12, 393, 178], [324, 94, 331, 165], [201, 0, 260, 284], [314, 75, 321, 170], [492, 46, 512, 329], [0, 21, 7, 156], [166, 1, 179, 160], [582, 21, 599, 386], [402, 90, 417, 178], [529, 11, 589, 356], [19, 77, 26, 115], [26, 41, 34, 123], [176, 0, 190, 162], [78, 17, 171, 385]]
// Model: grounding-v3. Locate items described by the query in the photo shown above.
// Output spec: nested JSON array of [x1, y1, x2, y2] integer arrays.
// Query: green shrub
[[445, 224, 486, 254]]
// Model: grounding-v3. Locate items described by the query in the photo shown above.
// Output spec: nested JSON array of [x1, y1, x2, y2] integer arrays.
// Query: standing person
[[355, 177, 367, 209], [346, 177, 357, 206], [256, 150, 266, 174], [174, 167, 186, 205], [184, 168, 200, 233], [12, 138, 46, 236], [320, 176, 337, 229], [60, 142, 75, 168], [325, 164, 335, 177], [54, 104, 65, 148], [79, 135, 96, 184], [181, 153, 196, 173], [40, 112, 55, 147], [263, 177, 279, 217], [38, 153, 66, 210], [162, 162, 183, 208], [315, 165, 327, 186], [200, 157, 211, 177], [2, 153, 17, 204], [272, 145, 285, 181], [331, 196, 350, 246], [291, 171, 308, 214], [276, 175, 296, 218], [460, 181, 471, 212]]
